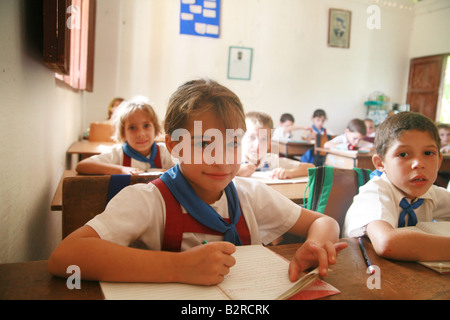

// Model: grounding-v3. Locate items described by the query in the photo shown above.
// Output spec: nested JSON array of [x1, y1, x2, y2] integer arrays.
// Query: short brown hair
[[347, 118, 367, 136], [164, 79, 246, 135], [246, 111, 274, 129], [375, 112, 441, 159]]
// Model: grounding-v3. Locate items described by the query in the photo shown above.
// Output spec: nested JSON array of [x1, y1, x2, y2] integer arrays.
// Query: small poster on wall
[[180, 0, 220, 38], [227, 46, 253, 81]]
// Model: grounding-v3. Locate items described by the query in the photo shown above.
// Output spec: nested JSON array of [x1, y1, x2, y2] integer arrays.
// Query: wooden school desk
[[66, 140, 115, 168], [1, 238, 448, 300], [274, 140, 313, 159], [316, 147, 376, 171]]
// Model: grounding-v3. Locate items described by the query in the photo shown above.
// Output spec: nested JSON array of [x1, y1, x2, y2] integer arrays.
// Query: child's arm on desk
[[76, 157, 144, 175], [270, 162, 314, 179], [366, 220, 450, 261], [286, 209, 348, 281], [48, 225, 236, 285]]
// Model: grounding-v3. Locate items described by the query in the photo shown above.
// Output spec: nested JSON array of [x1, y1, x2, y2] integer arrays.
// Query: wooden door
[[406, 55, 446, 120]]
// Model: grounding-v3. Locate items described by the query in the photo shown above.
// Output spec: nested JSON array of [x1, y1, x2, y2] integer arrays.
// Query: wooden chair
[[305, 166, 370, 236], [88, 122, 115, 142], [61, 175, 159, 238]]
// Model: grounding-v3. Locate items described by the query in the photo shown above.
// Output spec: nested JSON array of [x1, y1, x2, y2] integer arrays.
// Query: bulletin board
[[180, 0, 220, 38]]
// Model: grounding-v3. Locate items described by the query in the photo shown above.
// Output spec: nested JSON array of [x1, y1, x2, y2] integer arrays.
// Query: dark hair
[[347, 118, 367, 136], [375, 112, 441, 158], [279, 113, 294, 123], [312, 109, 327, 119]]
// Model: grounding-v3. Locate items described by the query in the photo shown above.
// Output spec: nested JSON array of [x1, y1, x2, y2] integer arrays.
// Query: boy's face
[[242, 119, 271, 164], [124, 109, 156, 156], [166, 110, 243, 204], [373, 130, 443, 200], [345, 129, 363, 147], [439, 128, 450, 146], [312, 116, 326, 129]]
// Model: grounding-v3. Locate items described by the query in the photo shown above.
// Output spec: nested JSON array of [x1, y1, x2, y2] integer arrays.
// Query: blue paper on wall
[[180, 0, 220, 38]]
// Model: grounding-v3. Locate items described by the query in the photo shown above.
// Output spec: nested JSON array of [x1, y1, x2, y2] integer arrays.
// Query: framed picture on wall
[[328, 8, 351, 48], [227, 46, 253, 80]]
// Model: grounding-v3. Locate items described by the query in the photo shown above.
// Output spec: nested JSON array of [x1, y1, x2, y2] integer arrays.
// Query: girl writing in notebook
[[76, 97, 174, 175], [49, 79, 346, 285]]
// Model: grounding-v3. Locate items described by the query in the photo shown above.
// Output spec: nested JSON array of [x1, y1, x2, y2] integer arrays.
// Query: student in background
[[107, 97, 124, 122], [272, 113, 311, 140], [363, 118, 376, 143], [49, 79, 347, 285], [238, 111, 314, 179], [343, 112, 450, 261], [324, 118, 373, 151], [437, 123, 450, 154], [76, 97, 174, 175]]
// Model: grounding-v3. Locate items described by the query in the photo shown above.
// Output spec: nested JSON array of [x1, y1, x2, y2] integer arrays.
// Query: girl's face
[[312, 116, 326, 130], [345, 129, 364, 147], [166, 110, 243, 204], [123, 110, 156, 156], [439, 128, 450, 146]]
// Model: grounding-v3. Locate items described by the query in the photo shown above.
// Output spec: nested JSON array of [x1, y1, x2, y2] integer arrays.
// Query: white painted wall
[[0, 0, 83, 263], [84, 0, 420, 136]]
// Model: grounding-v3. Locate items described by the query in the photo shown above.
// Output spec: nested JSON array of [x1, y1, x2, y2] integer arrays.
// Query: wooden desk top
[[1, 238, 448, 300], [67, 140, 115, 156]]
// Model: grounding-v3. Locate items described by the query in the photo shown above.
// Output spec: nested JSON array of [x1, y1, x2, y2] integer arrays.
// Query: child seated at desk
[[438, 123, 450, 154], [343, 112, 450, 262], [272, 113, 311, 140], [76, 97, 175, 175], [49, 79, 347, 285], [363, 118, 375, 143], [324, 118, 373, 151], [238, 111, 314, 179]]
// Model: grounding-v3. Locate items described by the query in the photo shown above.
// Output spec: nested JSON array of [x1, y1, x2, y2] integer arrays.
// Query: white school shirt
[[89, 143, 175, 171], [343, 173, 450, 237], [328, 133, 373, 150], [86, 177, 301, 250]]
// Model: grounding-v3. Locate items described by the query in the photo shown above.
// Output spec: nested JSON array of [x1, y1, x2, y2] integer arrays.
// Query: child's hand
[[177, 242, 236, 285], [270, 168, 288, 180], [121, 167, 144, 175], [288, 240, 347, 282]]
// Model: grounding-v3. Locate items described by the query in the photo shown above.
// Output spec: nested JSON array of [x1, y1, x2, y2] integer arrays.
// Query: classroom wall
[[409, 0, 450, 58], [84, 0, 422, 135], [0, 0, 84, 263]]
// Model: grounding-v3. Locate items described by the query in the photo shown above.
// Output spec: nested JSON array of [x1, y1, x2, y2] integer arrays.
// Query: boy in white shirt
[[343, 112, 450, 261]]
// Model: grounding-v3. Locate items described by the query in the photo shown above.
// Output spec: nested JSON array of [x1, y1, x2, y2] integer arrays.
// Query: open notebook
[[406, 222, 450, 274], [100, 245, 339, 300]]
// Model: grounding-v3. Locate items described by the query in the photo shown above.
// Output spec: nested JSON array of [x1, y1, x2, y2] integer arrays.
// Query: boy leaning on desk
[[343, 112, 450, 262]]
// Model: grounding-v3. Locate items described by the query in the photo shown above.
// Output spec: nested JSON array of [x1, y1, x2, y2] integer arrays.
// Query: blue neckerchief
[[122, 142, 157, 167], [312, 125, 325, 135], [398, 197, 424, 227], [159, 164, 243, 245]]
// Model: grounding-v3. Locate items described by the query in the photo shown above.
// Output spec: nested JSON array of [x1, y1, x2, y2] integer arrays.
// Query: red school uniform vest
[[150, 178, 251, 252], [122, 144, 162, 168]]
